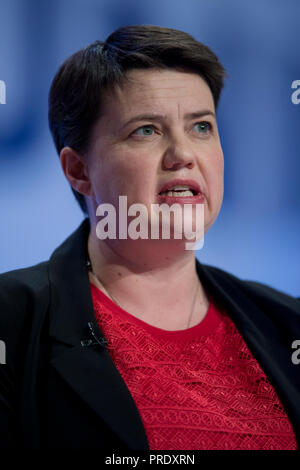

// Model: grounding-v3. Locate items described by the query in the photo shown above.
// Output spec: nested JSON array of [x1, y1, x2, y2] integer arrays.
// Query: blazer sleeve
[[0, 270, 37, 448]]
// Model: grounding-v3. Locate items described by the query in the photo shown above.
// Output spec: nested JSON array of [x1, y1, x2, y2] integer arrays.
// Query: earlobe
[[60, 147, 93, 197]]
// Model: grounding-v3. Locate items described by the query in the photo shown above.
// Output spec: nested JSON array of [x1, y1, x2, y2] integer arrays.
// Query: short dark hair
[[48, 25, 226, 215]]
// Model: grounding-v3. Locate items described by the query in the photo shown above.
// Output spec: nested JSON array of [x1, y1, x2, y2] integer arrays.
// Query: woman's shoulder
[[0, 262, 50, 352], [0, 261, 50, 303], [199, 261, 300, 314]]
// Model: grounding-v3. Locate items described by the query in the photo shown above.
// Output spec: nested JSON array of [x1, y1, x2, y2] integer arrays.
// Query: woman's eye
[[193, 121, 212, 134], [132, 125, 155, 136]]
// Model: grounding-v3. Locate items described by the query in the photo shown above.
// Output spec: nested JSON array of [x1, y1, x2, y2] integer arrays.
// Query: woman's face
[[85, 68, 224, 242]]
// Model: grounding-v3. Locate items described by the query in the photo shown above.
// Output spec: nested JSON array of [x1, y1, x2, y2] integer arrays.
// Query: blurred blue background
[[0, 0, 299, 296]]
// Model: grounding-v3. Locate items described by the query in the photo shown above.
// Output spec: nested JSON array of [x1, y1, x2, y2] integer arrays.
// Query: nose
[[162, 133, 196, 171]]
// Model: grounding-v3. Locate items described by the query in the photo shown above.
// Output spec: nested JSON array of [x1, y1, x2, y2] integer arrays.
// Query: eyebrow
[[121, 109, 216, 129]]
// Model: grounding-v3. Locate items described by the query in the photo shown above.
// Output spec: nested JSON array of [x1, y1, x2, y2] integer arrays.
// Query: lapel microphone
[[81, 321, 108, 348]]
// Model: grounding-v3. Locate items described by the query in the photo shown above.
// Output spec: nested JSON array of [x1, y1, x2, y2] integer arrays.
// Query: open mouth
[[159, 187, 198, 197], [159, 185, 200, 197]]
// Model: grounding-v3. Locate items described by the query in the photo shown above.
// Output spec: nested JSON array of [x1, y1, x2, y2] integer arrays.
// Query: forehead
[[100, 68, 215, 119]]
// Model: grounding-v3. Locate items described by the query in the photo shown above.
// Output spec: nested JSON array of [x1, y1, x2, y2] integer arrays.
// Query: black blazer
[[0, 217, 300, 449]]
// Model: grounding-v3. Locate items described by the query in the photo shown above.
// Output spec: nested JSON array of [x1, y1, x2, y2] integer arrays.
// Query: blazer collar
[[48, 217, 94, 347]]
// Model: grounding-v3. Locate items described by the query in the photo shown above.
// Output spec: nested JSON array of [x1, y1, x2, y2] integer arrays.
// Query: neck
[[87, 221, 209, 330]]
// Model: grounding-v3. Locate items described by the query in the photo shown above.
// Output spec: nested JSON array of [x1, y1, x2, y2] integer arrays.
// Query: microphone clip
[[81, 321, 107, 348]]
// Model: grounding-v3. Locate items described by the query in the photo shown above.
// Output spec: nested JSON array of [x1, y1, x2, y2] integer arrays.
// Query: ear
[[60, 147, 93, 197]]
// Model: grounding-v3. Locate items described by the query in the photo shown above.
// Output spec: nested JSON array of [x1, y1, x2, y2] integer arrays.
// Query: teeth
[[169, 185, 191, 190], [161, 190, 194, 197]]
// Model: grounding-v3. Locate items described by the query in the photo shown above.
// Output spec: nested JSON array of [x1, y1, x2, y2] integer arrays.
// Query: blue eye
[[133, 125, 155, 136], [193, 122, 212, 133]]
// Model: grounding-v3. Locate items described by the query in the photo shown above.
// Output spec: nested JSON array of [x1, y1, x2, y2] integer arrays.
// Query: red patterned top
[[90, 282, 297, 450]]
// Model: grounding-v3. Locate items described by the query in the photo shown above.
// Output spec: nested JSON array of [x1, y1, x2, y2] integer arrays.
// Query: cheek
[[95, 152, 154, 202], [210, 146, 224, 178], [112, 152, 156, 196], [205, 149, 224, 197], [214, 153, 224, 205]]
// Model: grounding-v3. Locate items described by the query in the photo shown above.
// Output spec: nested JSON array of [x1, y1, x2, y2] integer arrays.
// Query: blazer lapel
[[47, 218, 149, 450]]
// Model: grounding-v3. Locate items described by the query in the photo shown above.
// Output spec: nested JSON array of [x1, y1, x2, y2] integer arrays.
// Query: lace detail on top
[[90, 282, 297, 450]]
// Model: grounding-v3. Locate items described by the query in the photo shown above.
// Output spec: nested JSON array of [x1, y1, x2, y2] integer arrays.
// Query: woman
[[0, 25, 299, 450]]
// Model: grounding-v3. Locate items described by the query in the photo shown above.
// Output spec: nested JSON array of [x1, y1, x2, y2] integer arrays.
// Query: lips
[[158, 179, 202, 196], [157, 179, 205, 204]]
